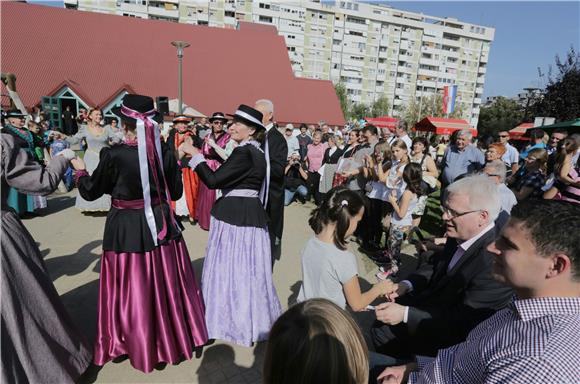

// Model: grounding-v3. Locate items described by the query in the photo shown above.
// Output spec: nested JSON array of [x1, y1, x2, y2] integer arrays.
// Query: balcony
[[148, 3, 178, 18], [478, 66, 487, 74]]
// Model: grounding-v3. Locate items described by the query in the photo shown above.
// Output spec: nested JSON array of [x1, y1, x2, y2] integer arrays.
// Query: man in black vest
[[370, 174, 513, 358], [255, 99, 287, 269]]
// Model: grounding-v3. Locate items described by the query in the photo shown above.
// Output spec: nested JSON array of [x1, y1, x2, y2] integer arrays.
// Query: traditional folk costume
[[1, 133, 92, 383], [76, 95, 208, 372], [188, 105, 282, 346], [66, 123, 121, 212], [195, 112, 230, 230], [167, 115, 201, 222], [2, 110, 37, 214]]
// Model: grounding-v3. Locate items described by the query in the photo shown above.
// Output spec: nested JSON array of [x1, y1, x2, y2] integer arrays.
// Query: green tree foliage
[[532, 46, 580, 122], [477, 97, 524, 135], [334, 82, 350, 120], [403, 93, 466, 128], [350, 103, 370, 120], [370, 95, 390, 117]]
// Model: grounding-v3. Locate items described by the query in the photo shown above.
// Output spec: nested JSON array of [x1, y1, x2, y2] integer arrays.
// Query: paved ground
[[24, 191, 419, 383]]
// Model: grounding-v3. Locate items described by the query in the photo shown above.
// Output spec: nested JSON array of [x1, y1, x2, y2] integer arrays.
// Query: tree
[[370, 95, 390, 117], [350, 103, 370, 120], [532, 46, 580, 122], [334, 82, 351, 120], [402, 93, 466, 128], [477, 97, 524, 135]]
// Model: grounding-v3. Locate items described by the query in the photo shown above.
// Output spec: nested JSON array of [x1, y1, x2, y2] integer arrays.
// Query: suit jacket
[[263, 126, 287, 239], [398, 227, 513, 356]]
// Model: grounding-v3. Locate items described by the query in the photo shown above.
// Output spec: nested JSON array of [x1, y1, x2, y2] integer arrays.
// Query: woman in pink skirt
[[72, 94, 208, 372]]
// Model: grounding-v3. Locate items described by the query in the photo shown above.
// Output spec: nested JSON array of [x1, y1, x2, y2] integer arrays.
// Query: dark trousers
[[362, 198, 392, 247], [308, 171, 322, 205]]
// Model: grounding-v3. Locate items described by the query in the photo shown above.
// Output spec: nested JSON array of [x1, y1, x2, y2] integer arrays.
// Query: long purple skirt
[[195, 160, 220, 230], [202, 218, 282, 346], [94, 238, 208, 373]]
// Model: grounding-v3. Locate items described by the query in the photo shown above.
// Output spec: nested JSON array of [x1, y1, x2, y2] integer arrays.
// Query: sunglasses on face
[[213, 121, 223, 125], [499, 135, 509, 138]]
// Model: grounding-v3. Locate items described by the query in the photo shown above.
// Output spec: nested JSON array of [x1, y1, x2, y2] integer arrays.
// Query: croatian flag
[[443, 85, 458, 114]]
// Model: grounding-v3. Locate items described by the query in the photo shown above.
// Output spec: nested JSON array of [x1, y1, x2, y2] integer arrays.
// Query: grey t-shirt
[[297, 237, 358, 310]]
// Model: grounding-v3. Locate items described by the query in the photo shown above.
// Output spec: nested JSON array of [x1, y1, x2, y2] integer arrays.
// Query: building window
[[225, 10, 235, 17], [259, 15, 273, 23], [259, 3, 270, 9]]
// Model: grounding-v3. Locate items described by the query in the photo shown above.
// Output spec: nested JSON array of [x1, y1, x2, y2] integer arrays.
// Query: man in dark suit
[[370, 174, 513, 358], [255, 99, 287, 269]]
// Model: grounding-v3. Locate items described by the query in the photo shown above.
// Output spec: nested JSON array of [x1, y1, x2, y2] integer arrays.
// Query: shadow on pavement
[[196, 342, 266, 383], [60, 278, 99, 345], [288, 280, 302, 307], [43, 240, 102, 282]]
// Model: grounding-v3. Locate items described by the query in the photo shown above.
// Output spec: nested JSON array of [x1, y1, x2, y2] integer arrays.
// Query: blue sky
[[372, 1, 580, 98], [29, 1, 579, 99]]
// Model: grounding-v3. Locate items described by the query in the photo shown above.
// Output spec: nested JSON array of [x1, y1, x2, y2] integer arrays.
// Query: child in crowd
[[378, 163, 423, 279], [361, 142, 393, 251], [49, 131, 74, 191], [298, 187, 394, 311]]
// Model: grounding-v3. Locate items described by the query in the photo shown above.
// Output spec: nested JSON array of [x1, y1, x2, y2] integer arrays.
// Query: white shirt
[[501, 142, 519, 166], [265, 122, 274, 133]]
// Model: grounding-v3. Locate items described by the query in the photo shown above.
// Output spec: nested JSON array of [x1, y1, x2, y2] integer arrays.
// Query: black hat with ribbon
[[172, 114, 192, 124], [208, 112, 228, 123], [111, 94, 163, 124], [228, 104, 265, 131], [2, 109, 27, 119]]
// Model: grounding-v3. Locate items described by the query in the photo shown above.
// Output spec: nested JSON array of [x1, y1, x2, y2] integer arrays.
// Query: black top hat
[[227, 105, 265, 131], [2, 109, 27, 119], [208, 112, 228, 123], [173, 114, 192, 124], [111, 94, 163, 124]]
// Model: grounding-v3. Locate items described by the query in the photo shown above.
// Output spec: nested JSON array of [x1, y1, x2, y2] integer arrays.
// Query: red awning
[[414, 116, 476, 136], [365, 116, 399, 130], [509, 123, 533, 141]]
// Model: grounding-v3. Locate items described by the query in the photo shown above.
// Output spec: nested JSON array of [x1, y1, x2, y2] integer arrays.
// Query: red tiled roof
[[0, 2, 345, 126], [414, 116, 476, 136]]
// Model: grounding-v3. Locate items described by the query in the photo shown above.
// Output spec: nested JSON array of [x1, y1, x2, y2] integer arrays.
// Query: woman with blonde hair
[[63, 107, 121, 212], [509, 147, 548, 200], [264, 298, 369, 384]]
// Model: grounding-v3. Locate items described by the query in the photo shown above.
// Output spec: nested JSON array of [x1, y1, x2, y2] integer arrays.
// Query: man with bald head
[[255, 99, 287, 269]]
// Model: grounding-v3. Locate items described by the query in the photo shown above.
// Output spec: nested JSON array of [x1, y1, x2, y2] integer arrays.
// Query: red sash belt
[[112, 197, 162, 210]]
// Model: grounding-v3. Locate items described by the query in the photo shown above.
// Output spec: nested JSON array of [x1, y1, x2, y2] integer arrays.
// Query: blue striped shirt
[[409, 297, 580, 383]]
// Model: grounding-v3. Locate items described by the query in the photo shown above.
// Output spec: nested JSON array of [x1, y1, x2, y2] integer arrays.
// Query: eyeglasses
[[213, 121, 223, 125], [499, 135, 509, 138], [441, 205, 482, 219]]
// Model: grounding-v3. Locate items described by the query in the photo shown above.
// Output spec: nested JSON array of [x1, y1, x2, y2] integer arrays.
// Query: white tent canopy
[[167, 98, 205, 118]]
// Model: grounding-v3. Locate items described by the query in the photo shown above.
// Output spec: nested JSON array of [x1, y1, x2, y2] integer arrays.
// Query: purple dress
[[195, 132, 230, 230], [189, 141, 282, 346], [76, 142, 208, 372]]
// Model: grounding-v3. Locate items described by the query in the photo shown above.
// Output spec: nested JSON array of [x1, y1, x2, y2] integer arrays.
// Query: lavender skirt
[[202, 218, 282, 346], [94, 238, 208, 373]]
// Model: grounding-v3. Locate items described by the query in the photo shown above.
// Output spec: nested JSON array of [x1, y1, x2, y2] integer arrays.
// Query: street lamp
[[171, 40, 190, 115]]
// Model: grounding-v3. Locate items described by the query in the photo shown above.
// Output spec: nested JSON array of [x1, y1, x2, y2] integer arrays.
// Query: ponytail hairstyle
[[308, 187, 365, 250], [402, 162, 424, 197]]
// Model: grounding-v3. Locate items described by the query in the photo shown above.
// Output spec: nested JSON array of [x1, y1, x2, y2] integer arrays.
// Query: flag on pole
[[442, 85, 458, 115]]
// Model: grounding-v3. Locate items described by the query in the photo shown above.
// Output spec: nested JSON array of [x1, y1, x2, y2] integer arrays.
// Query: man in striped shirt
[[378, 200, 580, 384]]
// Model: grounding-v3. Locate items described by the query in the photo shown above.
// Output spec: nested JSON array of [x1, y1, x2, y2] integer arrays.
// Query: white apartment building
[[63, 0, 494, 127]]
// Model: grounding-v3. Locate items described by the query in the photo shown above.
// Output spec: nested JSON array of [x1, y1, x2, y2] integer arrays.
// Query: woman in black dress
[[72, 94, 208, 372]]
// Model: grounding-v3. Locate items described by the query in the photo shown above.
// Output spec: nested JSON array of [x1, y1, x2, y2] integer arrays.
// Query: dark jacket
[[262, 126, 287, 239], [395, 227, 513, 356]]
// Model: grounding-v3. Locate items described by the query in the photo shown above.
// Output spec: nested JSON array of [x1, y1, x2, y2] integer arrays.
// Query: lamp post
[[171, 40, 190, 115]]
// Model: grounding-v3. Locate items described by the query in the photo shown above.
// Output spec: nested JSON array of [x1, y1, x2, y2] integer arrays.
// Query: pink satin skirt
[[93, 238, 208, 372]]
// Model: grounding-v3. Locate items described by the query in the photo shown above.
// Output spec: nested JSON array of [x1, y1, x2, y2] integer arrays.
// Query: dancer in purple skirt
[[72, 94, 208, 372], [180, 104, 282, 346]]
